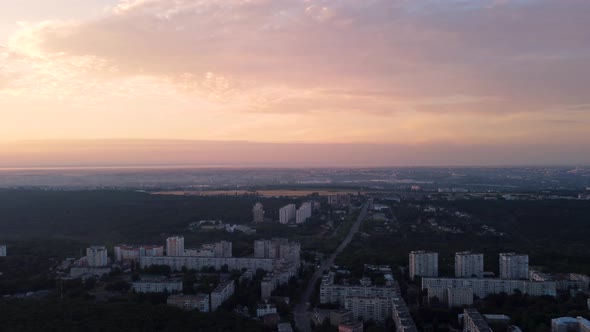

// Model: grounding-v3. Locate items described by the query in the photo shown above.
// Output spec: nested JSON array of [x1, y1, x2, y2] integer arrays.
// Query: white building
[[422, 277, 556, 298], [0, 245, 6, 257], [256, 303, 277, 317], [279, 204, 296, 224], [455, 252, 484, 278], [409, 251, 438, 280], [296, 202, 313, 224], [132, 279, 183, 293], [499, 253, 529, 279], [166, 236, 185, 257], [167, 293, 210, 312], [253, 203, 265, 223], [86, 246, 108, 267], [114, 245, 164, 262], [551, 317, 590, 332], [210, 280, 235, 311]]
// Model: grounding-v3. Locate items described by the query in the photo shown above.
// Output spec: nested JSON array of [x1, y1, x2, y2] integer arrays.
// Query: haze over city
[[1, 0, 590, 167]]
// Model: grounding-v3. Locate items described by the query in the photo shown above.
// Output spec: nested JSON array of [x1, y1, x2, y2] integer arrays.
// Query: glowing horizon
[[1, 0, 589, 165]]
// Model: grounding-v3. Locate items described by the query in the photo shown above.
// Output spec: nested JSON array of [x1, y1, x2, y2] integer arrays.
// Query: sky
[[0, 0, 589, 167]]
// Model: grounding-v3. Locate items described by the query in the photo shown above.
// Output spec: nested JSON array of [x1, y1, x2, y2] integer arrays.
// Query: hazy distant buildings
[[279, 204, 296, 224], [409, 251, 438, 280], [253, 203, 265, 223], [499, 253, 529, 279], [114, 245, 164, 262], [0, 245, 6, 257], [328, 195, 351, 208], [254, 238, 301, 265], [167, 293, 210, 312], [296, 202, 313, 224], [166, 236, 185, 256], [86, 246, 108, 267], [455, 251, 484, 278]]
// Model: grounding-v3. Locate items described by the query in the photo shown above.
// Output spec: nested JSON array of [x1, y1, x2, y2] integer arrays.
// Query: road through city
[[294, 202, 369, 332]]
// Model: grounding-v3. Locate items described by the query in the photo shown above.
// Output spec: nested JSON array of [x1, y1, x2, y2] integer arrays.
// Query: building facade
[[499, 253, 529, 279], [455, 252, 484, 278], [166, 236, 185, 257], [253, 203, 265, 223], [463, 308, 493, 332], [86, 246, 108, 267], [279, 204, 296, 224], [296, 202, 313, 224], [210, 280, 235, 311], [409, 251, 438, 280], [392, 297, 418, 332], [422, 277, 557, 298], [344, 296, 391, 322], [427, 287, 474, 307]]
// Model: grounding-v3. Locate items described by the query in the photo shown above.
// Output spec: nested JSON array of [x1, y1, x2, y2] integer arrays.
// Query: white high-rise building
[[0, 245, 6, 257], [279, 204, 296, 224], [253, 203, 265, 223], [409, 251, 438, 279], [166, 236, 185, 256], [499, 253, 529, 279], [296, 202, 313, 224], [86, 246, 108, 267], [455, 251, 484, 278]]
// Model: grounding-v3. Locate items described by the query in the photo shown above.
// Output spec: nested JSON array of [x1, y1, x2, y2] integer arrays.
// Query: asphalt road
[[294, 202, 369, 332]]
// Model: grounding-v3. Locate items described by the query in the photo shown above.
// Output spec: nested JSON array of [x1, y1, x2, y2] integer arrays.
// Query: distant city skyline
[[1, 0, 589, 166]]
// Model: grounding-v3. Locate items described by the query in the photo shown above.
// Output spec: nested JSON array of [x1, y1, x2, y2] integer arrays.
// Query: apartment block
[[499, 253, 529, 279], [253, 203, 265, 223], [422, 277, 556, 298], [463, 308, 493, 332], [455, 252, 484, 278], [210, 280, 235, 311], [86, 246, 108, 267], [409, 251, 438, 280], [279, 204, 296, 224], [166, 236, 185, 256]]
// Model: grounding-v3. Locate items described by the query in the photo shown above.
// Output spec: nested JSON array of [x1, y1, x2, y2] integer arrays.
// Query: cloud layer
[[1, 0, 589, 150]]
